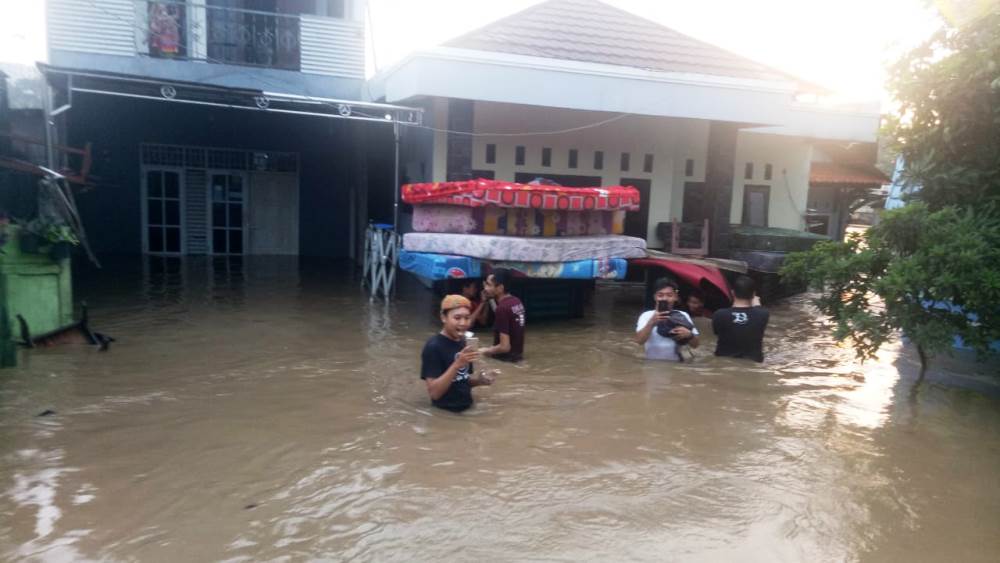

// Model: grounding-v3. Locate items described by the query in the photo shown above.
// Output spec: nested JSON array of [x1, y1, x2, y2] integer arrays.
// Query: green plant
[[41, 224, 80, 246], [22, 218, 80, 247]]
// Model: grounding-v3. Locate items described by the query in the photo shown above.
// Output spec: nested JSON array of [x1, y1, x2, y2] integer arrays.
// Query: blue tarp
[[399, 251, 627, 280]]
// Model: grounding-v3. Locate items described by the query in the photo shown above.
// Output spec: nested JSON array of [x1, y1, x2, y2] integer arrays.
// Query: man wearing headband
[[420, 294, 496, 412]]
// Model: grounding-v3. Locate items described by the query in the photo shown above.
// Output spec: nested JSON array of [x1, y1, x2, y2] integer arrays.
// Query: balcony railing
[[205, 5, 300, 69], [47, 0, 365, 80]]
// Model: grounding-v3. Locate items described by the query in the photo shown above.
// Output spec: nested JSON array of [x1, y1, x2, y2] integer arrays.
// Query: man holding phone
[[635, 277, 699, 361], [420, 295, 496, 412]]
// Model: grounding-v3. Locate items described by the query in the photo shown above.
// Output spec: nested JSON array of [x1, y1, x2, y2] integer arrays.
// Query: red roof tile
[[809, 162, 888, 186]]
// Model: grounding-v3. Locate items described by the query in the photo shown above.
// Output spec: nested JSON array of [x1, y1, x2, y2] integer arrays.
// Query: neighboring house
[[42, 0, 414, 258], [369, 0, 882, 252], [0, 63, 47, 164], [884, 156, 916, 210], [806, 141, 889, 239]]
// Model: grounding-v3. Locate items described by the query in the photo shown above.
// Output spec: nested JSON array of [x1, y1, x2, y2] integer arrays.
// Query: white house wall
[[469, 102, 693, 245], [401, 100, 816, 245], [731, 133, 813, 230]]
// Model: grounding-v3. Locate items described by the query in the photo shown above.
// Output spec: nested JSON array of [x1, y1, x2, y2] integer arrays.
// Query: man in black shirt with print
[[420, 294, 496, 412], [713, 275, 769, 363]]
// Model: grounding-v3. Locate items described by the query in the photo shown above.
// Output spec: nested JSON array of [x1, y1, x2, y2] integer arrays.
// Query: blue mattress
[[399, 251, 482, 280], [399, 251, 627, 280]]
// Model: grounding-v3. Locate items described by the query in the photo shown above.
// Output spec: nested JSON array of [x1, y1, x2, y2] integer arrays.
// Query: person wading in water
[[479, 269, 526, 362], [420, 295, 496, 412], [712, 275, 769, 363], [635, 277, 700, 361]]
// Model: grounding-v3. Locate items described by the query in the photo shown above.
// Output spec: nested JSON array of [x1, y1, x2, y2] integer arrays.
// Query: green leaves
[[782, 204, 1000, 364], [783, 10, 1000, 367], [886, 10, 1000, 212]]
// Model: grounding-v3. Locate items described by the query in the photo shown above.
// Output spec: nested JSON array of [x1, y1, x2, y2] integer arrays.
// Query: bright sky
[[1, 0, 943, 103]]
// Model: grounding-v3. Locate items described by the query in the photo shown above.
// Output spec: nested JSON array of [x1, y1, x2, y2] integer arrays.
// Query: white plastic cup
[[464, 332, 479, 350]]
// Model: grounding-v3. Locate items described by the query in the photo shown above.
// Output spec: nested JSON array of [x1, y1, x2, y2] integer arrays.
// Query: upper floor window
[[206, 0, 301, 70], [145, 1, 348, 69]]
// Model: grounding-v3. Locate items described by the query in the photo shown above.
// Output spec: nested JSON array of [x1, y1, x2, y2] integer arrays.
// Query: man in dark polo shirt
[[713, 275, 769, 363], [480, 268, 526, 362]]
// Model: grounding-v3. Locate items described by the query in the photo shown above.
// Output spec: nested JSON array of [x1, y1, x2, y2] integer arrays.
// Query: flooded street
[[1, 257, 999, 562]]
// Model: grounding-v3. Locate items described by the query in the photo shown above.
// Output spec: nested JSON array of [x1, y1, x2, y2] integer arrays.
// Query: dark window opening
[[515, 145, 526, 166], [764, 163, 773, 181], [568, 149, 578, 169], [542, 147, 552, 167], [643, 153, 654, 173], [210, 173, 245, 255], [594, 151, 604, 170], [145, 169, 183, 254], [485, 143, 496, 164], [685, 158, 694, 177], [682, 182, 706, 224], [744, 162, 754, 180], [620, 152, 630, 171], [205, 0, 301, 70]]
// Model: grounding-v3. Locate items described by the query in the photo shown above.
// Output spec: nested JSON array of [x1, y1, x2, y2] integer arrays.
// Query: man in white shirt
[[635, 277, 700, 361]]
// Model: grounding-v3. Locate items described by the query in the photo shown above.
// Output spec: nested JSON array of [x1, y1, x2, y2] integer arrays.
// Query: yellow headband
[[440, 294, 472, 313]]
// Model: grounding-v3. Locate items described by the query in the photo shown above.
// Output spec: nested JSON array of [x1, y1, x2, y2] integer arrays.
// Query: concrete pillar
[[703, 121, 740, 257], [445, 99, 474, 181]]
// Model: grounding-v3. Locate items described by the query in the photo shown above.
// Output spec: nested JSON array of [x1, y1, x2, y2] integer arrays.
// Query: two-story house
[[42, 0, 416, 259]]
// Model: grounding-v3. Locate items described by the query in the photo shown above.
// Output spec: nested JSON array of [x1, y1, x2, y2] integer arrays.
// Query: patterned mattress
[[412, 205, 625, 236], [402, 179, 640, 211], [402, 233, 647, 262], [399, 251, 627, 280]]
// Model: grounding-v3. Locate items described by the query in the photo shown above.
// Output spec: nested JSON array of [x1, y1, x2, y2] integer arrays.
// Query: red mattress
[[401, 179, 641, 211]]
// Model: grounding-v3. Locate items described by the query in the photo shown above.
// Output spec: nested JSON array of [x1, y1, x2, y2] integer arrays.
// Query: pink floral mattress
[[412, 205, 625, 236], [402, 232, 647, 262], [401, 179, 640, 211]]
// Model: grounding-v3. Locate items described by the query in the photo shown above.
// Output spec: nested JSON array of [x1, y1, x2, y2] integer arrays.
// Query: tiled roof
[[810, 162, 889, 186], [446, 0, 808, 85]]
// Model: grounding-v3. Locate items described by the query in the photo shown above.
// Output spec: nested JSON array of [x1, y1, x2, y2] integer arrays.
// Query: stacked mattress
[[399, 179, 646, 281]]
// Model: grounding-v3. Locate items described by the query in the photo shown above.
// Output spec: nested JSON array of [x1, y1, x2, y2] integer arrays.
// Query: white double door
[[210, 171, 298, 256]]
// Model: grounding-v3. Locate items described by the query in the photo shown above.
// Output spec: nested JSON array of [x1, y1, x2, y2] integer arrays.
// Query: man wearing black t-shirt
[[420, 295, 496, 412], [713, 275, 769, 363]]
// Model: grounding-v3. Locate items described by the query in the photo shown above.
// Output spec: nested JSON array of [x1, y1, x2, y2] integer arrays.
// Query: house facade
[[372, 0, 882, 253], [42, 0, 413, 259], [40, 0, 883, 262]]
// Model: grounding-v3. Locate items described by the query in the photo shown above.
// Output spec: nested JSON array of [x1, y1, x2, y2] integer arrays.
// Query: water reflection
[[0, 257, 998, 561]]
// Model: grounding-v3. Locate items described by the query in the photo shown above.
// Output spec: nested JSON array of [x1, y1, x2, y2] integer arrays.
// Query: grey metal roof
[[446, 0, 810, 86]]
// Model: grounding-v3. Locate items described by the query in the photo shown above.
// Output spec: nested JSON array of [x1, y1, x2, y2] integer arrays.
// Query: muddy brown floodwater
[[1, 257, 999, 562]]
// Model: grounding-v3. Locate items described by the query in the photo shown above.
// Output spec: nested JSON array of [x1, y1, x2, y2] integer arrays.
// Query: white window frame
[[207, 169, 250, 256], [140, 166, 187, 256]]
